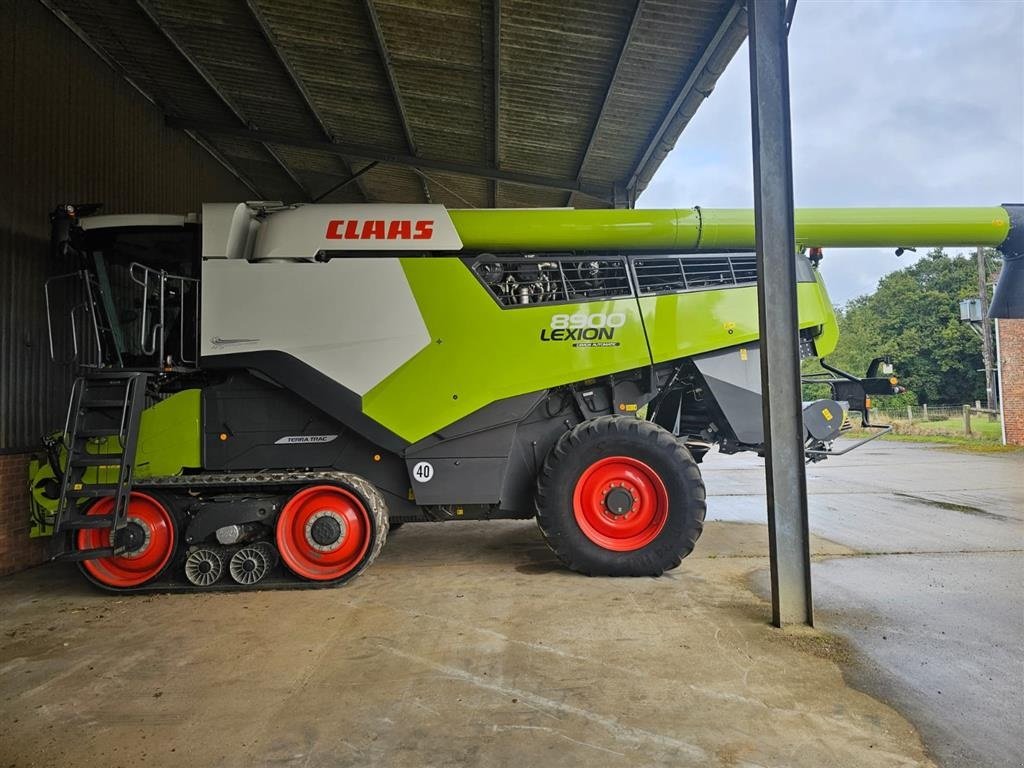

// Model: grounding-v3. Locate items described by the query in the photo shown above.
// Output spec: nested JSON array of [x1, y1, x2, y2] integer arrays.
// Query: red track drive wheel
[[572, 456, 669, 551], [78, 492, 176, 588], [276, 485, 373, 581]]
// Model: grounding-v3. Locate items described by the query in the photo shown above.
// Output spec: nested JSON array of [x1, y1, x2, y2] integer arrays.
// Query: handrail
[[44, 271, 103, 366], [129, 262, 199, 367]]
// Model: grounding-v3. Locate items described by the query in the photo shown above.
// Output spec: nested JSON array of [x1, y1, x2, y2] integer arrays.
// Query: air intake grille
[[633, 254, 758, 295], [474, 257, 632, 307]]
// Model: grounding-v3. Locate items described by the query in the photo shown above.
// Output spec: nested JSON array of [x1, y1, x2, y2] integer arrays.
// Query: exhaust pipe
[[991, 204, 1024, 319]]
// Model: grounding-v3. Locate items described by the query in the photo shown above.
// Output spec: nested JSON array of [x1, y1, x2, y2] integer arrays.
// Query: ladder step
[[58, 546, 126, 562], [69, 454, 124, 467], [66, 484, 121, 498], [77, 427, 122, 438], [84, 371, 142, 381], [62, 515, 120, 530], [80, 398, 125, 408]]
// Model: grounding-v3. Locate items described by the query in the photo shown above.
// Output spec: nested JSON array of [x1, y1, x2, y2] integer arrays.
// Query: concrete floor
[[706, 441, 1024, 768], [1, 440, 1020, 767]]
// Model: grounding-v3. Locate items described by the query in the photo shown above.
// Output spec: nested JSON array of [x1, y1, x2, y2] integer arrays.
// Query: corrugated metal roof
[[46, 0, 746, 209]]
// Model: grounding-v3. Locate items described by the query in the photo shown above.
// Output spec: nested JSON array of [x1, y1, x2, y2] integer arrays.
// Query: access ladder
[[51, 371, 149, 560]]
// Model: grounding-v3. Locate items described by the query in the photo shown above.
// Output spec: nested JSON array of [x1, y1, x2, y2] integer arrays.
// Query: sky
[[638, 0, 1024, 306]]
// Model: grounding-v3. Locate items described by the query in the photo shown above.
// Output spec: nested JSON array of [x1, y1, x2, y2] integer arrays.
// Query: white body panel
[[201, 203, 462, 260], [80, 214, 187, 230], [201, 203, 248, 259], [201, 259, 430, 395]]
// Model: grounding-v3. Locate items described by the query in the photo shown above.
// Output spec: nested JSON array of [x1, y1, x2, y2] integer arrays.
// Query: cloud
[[639, 0, 1024, 305]]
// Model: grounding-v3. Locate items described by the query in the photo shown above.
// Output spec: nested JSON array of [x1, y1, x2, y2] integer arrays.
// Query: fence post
[[907, 405, 913, 423], [963, 405, 972, 436], [922, 403, 928, 420]]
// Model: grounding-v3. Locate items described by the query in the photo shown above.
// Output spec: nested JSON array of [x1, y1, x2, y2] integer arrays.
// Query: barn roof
[[44, 0, 747, 209]]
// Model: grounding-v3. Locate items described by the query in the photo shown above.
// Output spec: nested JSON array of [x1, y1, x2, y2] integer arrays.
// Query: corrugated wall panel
[[0, 0, 250, 452]]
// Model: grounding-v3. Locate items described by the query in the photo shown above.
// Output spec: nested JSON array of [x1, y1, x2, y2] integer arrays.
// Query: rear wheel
[[275, 480, 387, 583], [535, 416, 706, 576]]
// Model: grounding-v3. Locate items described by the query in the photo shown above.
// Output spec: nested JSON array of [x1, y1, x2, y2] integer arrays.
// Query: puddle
[[893, 492, 1010, 521]]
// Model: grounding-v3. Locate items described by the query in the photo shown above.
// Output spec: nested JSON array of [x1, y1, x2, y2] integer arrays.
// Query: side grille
[[474, 257, 632, 307], [633, 253, 758, 295]]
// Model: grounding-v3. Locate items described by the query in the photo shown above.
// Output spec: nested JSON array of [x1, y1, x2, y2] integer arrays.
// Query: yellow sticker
[[623, 403, 638, 412], [822, 407, 833, 421], [739, 348, 748, 361]]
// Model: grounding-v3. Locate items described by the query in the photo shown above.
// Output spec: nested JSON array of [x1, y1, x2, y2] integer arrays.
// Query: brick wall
[[0, 453, 48, 576], [998, 319, 1024, 446]]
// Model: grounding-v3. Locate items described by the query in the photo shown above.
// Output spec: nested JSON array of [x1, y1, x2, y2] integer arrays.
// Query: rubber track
[[81, 470, 389, 594]]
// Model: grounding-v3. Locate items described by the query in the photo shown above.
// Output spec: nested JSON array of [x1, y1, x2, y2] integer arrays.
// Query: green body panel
[[28, 390, 201, 536], [135, 389, 202, 476], [450, 207, 1011, 251], [641, 281, 837, 364], [363, 257, 838, 444], [362, 258, 652, 443]]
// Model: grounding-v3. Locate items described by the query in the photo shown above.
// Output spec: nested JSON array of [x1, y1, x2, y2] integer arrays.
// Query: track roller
[[229, 545, 271, 585], [184, 547, 224, 587]]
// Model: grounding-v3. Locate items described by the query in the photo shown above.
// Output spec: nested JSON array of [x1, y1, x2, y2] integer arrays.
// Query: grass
[[877, 434, 1020, 453], [899, 416, 1003, 440], [841, 409, 1022, 453]]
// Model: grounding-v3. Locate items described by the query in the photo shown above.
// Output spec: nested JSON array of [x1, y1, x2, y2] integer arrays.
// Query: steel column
[[747, 0, 812, 626]]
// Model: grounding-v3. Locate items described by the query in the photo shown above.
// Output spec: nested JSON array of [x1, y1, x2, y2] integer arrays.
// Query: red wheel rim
[[276, 485, 372, 581], [572, 456, 669, 551], [78, 492, 176, 588]]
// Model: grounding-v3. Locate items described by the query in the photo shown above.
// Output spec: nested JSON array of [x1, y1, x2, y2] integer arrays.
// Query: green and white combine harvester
[[30, 202, 1023, 591]]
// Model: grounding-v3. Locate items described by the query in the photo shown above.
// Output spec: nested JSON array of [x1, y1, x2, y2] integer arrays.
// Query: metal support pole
[[748, 0, 812, 627], [977, 247, 996, 410]]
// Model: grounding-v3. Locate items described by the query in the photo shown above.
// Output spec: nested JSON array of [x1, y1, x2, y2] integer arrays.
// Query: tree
[[815, 248, 999, 405]]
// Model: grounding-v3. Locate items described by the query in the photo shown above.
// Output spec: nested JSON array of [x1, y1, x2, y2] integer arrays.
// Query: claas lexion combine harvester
[[29, 201, 1023, 592]]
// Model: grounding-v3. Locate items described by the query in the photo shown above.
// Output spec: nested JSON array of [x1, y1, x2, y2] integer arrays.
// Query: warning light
[[373, 454, 381, 462], [865, 397, 872, 409], [219, 433, 228, 441], [889, 377, 899, 385]]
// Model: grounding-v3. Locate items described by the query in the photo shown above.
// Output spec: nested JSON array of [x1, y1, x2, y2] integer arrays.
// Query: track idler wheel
[[275, 481, 388, 583]]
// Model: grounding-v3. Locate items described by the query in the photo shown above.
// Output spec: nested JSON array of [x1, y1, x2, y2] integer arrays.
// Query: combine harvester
[[29, 202, 1022, 591]]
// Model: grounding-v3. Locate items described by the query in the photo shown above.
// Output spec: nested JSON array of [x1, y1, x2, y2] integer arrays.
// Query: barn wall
[[0, 0, 250, 573]]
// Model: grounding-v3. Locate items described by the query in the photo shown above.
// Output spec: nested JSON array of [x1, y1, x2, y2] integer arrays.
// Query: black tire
[[535, 416, 706, 576]]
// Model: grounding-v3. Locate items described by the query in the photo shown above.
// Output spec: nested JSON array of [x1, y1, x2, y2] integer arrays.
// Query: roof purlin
[[135, 0, 311, 201], [362, 0, 430, 203], [245, 0, 371, 202]]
